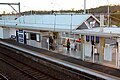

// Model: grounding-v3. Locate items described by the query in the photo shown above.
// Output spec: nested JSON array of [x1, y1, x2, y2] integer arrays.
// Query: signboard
[[96, 36, 99, 43], [76, 38, 81, 43], [86, 35, 89, 42], [91, 36, 94, 41], [17, 30, 25, 44]]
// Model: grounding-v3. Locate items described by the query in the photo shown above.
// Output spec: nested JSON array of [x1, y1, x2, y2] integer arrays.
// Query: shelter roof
[[0, 14, 98, 32], [73, 27, 120, 37]]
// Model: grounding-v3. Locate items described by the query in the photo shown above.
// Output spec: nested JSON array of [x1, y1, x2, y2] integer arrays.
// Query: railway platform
[[0, 39, 120, 79]]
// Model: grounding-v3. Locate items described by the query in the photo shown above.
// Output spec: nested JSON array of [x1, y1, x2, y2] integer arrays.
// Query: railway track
[[0, 73, 8, 80], [0, 48, 56, 80], [0, 41, 108, 80], [0, 43, 93, 80]]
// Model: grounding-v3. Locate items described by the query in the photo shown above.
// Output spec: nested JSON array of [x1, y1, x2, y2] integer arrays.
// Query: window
[[66, 33, 69, 37], [30, 33, 36, 40], [36, 34, 41, 41], [62, 32, 66, 37]]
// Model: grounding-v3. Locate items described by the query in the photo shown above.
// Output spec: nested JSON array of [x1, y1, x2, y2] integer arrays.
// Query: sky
[[0, 0, 120, 13]]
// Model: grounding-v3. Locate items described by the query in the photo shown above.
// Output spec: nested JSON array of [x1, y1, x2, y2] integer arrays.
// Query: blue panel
[[19, 30, 23, 33], [96, 36, 99, 43], [19, 34, 23, 38], [91, 36, 94, 41], [86, 35, 89, 42]]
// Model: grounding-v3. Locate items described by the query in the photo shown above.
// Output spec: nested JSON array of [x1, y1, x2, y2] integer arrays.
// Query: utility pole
[[84, 0, 86, 14], [0, 2, 21, 15], [18, 2, 21, 14], [107, 0, 110, 27]]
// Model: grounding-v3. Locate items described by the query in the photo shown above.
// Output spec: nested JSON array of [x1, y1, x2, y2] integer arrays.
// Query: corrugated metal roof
[[15, 14, 92, 30], [73, 27, 120, 37], [0, 14, 96, 32]]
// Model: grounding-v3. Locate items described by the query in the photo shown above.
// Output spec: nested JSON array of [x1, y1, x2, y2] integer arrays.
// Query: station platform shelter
[[1, 14, 120, 69], [73, 27, 120, 69]]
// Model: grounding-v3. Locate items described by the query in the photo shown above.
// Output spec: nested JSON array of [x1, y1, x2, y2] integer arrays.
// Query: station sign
[[17, 30, 25, 44], [76, 38, 81, 43], [86, 35, 90, 42], [86, 35, 99, 44]]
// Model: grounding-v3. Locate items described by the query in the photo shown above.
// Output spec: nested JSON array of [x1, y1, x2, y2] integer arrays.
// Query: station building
[[0, 14, 100, 50], [1, 14, 120, 69], [73, 27, 120, 68]]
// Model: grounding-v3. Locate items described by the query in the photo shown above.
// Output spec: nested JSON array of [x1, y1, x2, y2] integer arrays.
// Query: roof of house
[[0, 14, 99, 32]]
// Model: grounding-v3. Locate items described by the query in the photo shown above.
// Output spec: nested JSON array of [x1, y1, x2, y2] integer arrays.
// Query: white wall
[[25, 31, 41, 48], [27, 40, 41, 48], [3, 28, 10, 39], [117, 38, 120, 69], [0, 28, 16, 39], [85, 43, 92, 57], [0, 27, 3, 38], [104, 45, 112, 61], [9, 28, 17, 37]]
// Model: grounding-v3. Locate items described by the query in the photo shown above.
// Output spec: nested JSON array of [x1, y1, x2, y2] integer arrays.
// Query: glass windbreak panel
[[62, 32, 66, 37], [75, 34, 80, 39], [70, 34, 74, 38], [84, 43, 93, 63], [66, 33, 69, 37], [102, 38, 117, 68]]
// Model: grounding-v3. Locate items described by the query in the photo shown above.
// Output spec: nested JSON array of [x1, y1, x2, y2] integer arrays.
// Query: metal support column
[[117, 38, 120, 69], [92, 45, 95, 63], [0, 2, 21, 14], [99, 37, 105, 63], [81, 35, 85, 61], [18, 2, 21, 14]]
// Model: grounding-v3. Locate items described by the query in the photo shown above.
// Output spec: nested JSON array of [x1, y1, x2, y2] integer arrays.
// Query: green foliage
[[20, 5, 120, 26], [20, 5, 120, 15], [89, 5, 120, 13]]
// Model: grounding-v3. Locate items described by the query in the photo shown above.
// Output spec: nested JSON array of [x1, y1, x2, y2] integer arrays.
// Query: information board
[[18, 30, 25, 44]]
